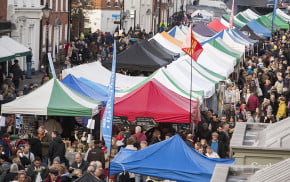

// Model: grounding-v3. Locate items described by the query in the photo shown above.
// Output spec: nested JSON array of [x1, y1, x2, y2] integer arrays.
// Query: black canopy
[[74, 173, 98, 182], [148, 39, 180, 59], [139, 40, 174, 62], [103, 40, 169, 72]]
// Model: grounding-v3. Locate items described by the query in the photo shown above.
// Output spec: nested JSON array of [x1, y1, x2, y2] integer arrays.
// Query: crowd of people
[[0, 20, 289, 182], [63, 27, 153, 69]]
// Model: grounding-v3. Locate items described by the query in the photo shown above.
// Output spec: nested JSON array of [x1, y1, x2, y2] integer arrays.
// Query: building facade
[[7, 0, 43, 71], [41, 0, 69, 68]]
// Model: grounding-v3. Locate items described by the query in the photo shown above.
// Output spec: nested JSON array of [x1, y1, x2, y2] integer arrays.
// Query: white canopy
[[277, 9, 290, 22], [150, 33, 184, 54], [62, 61, 146, 90], [0, 36, 30, 57]]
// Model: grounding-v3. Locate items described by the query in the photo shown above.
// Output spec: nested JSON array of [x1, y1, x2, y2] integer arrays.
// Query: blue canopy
[[234, 28, 258, 44], [110, 135, 235, 182], [243, 20, 271, 37], [77, 77, 120, 93], [61, 74, 108, 102]]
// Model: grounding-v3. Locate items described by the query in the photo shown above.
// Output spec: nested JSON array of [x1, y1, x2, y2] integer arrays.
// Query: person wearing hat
[[86, 140, 105, 169]]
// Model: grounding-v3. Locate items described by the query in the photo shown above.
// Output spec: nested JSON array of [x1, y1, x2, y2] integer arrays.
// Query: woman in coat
[[276, 97, 287, 121]]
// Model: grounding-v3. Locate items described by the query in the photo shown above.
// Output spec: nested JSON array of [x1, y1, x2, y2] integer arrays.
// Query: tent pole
[[189, 24, 193, 130]]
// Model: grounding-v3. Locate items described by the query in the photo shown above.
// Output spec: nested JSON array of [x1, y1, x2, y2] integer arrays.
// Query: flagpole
[[101, 39, 117, 178], [189, 23, 193, 128]]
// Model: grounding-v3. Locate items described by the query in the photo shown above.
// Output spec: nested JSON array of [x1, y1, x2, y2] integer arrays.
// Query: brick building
[[41, 0, 69, 67], [0, 0, 13, 35]]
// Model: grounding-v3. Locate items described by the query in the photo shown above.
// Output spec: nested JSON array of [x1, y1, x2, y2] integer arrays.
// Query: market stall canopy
[[266, 13, 289, 29], [207, 18, 228, 32], [168, 26, 186, 42], [0, 45, 15, 62], [256, 15, 279, 31], [62, 61, 146, 91], [77, 77, 120, 94], [223, 14, 246, 27], [61, 74, 108, 102], [276, 9, 290, 22], [150, 33, 184, 55], [111, 79, 200, 123], [241, 20, 272, 37], [74, 172, 98, 182], [192, 22, 217, 37], [110, 135, 235, 182], [0, 36, 31, 57], [234, 28, 258, 44], [1, 79, 101, 117], [160, 31, 183, 47], [102, 40, 169, 72], [148, 39, 180, 58], [139, 40, 174, 62]]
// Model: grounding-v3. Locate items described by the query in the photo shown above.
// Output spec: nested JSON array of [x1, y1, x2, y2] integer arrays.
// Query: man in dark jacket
[[26, 157, 48, 182], [86, 140, 105, 169], [9, 60, 23, 89], [69, 153, 88, 173], [48, 131, 66, 165], [28, 131, 42, 159]]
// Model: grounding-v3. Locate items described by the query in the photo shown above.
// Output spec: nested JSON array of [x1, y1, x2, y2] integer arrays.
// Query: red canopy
[[112, 79, 200, 123], [207, 19, 228, 32]]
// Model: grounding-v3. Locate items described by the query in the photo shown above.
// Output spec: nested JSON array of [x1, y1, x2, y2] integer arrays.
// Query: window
[[61, 0, 64, 11], [114, 1, 119, 7], [107, 0, 111, 7], [64, 24, 68, 42], [56, 0, 58, 11]]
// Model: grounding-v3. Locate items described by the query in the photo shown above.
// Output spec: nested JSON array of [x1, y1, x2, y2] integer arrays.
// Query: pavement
[[19, 68, 62, 91]]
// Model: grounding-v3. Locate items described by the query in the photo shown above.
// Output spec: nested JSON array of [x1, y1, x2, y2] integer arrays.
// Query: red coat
[[247, 95, 259, 112]]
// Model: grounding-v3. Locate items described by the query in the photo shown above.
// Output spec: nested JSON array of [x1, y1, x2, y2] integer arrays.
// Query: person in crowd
[[246, 91, 260, 115], [13, 148, 31, 168], [26, 48, 33, 79], [38, 126, 51, 164], [209, 114, 221, 133], [17, 172, 29, 182], [246, 111, 255, 123], [23, 143, 35, 163], [196, 123, 212, 142], [26, 157, 49, 182], [48, 131, 66, 165], [45, 168, 61, 182], [206, 146, 220, 158], [57, 164, 71, 182], [28, 131, 42, 159], [4, 163, 19, 182], [208, 132, 226, 158], [9, 59, 23, 89], [270, 93, 279, 116], [133, 126, 147, 143], [185, 134, 194, 148], [149, 130, 162, 145], [86, 140, 105, 168], [71, 169, 82, 181], [276, 96, 287, 121], [69, 152, 88, 173], [0, 133, 13, 159], [0, 155, 11, 181]]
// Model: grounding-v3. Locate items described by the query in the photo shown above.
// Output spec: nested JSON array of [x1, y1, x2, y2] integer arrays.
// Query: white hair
[[135, 126, 142, 133]]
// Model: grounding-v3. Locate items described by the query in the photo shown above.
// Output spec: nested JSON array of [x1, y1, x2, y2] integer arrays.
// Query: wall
[[0, 0, 8, 21], [7, 0, 43, 71]]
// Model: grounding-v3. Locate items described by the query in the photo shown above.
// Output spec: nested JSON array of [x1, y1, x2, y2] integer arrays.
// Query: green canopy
[[1, 79, 102, 117], [266, 13, 290, 29], [235, 14, 250, 24], [208, 39, 240, 64], [223, 14, 246, 28], [256, 15, 277, 31]]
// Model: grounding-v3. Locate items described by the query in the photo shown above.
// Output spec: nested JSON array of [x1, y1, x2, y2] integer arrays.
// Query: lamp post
[[42, 3, 52, 73], [119, 0, 124, 31]]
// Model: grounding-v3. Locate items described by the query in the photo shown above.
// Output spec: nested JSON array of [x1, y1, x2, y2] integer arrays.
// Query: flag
[[229, 0, 235, 29], [182, 24, 203, 61], [272, 0, 278, 32], [101, 40, 117, 154]]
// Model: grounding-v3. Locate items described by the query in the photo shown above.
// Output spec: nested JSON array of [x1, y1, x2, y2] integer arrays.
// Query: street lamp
[[42, 3, 52, 73], [119, 0, 124, 30]]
